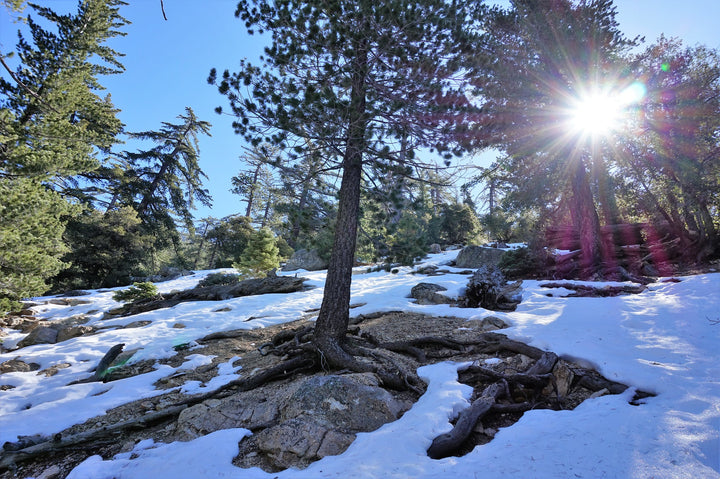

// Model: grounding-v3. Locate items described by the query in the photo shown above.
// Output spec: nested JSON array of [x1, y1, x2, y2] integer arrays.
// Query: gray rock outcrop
[[175, 372, 407, 471], [454, 245, 506, 269], [282, 249, 328, 271]]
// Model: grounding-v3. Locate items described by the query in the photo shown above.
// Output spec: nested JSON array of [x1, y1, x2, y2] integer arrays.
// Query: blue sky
[[2, 0, 720, 221]]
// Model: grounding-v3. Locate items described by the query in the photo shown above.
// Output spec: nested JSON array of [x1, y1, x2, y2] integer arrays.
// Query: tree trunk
[[245, 163, 261, 218], [289, 184, 309, 248], [260, 192, 272, 228], [569, 156, 602, 274], [313, 33, 368, 364]]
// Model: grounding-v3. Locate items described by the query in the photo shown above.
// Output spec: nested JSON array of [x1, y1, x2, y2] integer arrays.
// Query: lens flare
[[568, 82, 646, 137]]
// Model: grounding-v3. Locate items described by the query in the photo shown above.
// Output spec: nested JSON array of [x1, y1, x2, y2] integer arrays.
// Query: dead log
[[66, 343, 125, 385], [0, 404, 188, 470], [114, 276, 309, 317], [1, 354, 319, 471]]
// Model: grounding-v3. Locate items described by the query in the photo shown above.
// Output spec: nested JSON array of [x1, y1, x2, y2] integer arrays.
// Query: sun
[[567, 82, 646, 138], [570, 93, 622, 136]]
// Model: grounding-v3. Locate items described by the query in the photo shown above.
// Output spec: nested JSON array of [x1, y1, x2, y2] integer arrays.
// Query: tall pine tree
[[0, 0, 127, 310], [471, 0, 636, 275], [121, 107, 212, 238], [212, 0, 481, 376]]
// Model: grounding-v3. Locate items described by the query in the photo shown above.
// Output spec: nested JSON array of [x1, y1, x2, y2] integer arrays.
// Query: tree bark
[[313, 32, 368, 364], [569, 156, 602, 274]]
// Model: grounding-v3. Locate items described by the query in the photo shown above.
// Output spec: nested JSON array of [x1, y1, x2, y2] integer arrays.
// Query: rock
[[502, 354, 534, 375], [454, 245, 506, 269], [499, 280, 523, 303], [37, 363, 71, 377], [0, 358, 41, 374], [282, 374, 403, 431], [56, 325, 94, 343], [478, 316, 509, 331], [429, 243, 442, 254], [413, 265, 440, 276], [254, 417, 355, 470], [282, 249, 328, 271], [16, 326, 59, 348], [123, 320, 152, 329], [53, 315, 90, 328], [545, 360, 575, 397], [47, 297, 92, 307], [179, 372, 405, 472], [410, 283, 453, 305], [176, 389, 281, 441]]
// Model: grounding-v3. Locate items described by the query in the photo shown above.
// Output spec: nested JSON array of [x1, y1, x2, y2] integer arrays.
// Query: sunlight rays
[[565, 81, 647, 140]]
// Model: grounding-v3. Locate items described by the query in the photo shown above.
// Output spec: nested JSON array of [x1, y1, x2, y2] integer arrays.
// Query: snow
[[1, 250, 718, 478]]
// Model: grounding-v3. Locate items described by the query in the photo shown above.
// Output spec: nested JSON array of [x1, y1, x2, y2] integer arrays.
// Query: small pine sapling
[[233, 228, 280, 279]]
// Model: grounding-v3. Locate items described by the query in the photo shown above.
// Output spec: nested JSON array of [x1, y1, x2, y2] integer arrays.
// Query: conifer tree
[[0, 0, 127, 310], [233, 228, 280, 279], [213, 0, 481, 370], [121, 107, 212, 236], [471, 0, 635, 275]]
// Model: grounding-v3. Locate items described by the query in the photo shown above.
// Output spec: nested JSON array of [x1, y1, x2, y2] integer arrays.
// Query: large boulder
[[282, 249, 328, 271], [454, 245, 506, 269], [176, 372, 407, 472], [281, 374, 403, 431], [16, 326, 58, 348]]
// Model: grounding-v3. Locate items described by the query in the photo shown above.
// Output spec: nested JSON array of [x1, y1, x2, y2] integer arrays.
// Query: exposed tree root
[[427, 351, 559, 459]]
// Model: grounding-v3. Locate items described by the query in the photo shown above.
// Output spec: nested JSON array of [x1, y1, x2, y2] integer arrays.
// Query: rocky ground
[[0, 306, 643, 479]]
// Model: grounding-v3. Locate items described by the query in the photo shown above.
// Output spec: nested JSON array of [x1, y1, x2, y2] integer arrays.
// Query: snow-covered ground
[[1, 250, 718, 478]]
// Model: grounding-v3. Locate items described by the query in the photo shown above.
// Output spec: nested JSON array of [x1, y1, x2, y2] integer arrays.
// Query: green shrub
[[112, 282, 159, 303], [197, 272, 240, 288]]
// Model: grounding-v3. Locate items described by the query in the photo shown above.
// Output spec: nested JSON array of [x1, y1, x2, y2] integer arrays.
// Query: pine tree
[[0, 0, 127, 311], [213, 0, 481, 370], [0, 178, 74, 311], [121, 107, 212, 238], [233, 228, 280, 279], [471, 0, 637, 275], [54, 206, 154, 290]]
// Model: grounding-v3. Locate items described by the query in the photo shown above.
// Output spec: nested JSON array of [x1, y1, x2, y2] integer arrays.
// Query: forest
[[1, 0, 718, 318]]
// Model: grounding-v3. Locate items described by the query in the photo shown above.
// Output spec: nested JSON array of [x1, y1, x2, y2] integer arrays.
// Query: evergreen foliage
[[53, 206, 154, 290], [498, 246, 551, 279], [203, 215, 255, 268], [439, 203, 480, 245], [0, 0, 127, 311], [112, 281, 158, 303], [212, 0, 482, 355], [615, 38, 720, 260], [472, 0, 636, 273], [122, 107, 212, 234], [0, 178, 74, 312], [233, 228, 280, 279]]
